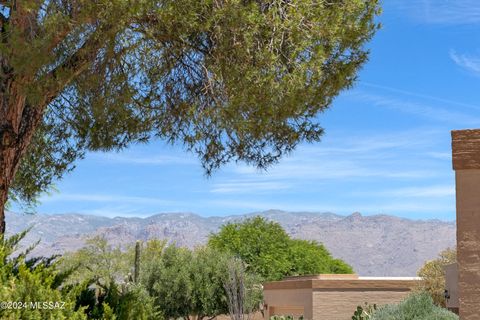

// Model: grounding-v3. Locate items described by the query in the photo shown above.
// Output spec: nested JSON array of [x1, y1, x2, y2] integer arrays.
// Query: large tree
[[208, 216, 354, 280], [0, 0, 380, 233]]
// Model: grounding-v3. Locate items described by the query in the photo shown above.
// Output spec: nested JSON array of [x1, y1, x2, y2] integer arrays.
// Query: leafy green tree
[[189, 247, 231, 318], [289, 239, 353, 275], [370, 292, 458, 320], [0, 0, 380, 233], [59, 236, 132, 291], [209, 216, 292, 280], [208, 216, 353, 281], [416, 248, 456, 307], [142, 245, 195, 319]]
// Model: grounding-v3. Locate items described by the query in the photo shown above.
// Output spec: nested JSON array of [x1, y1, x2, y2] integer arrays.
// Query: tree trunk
[[0, 119, 22, 235], [0, 74, 44, 234], [0, 5, 75, 235], [0, 153, 14, 234]]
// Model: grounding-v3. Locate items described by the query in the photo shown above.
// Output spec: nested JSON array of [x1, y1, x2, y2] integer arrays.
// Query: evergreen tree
[[0, 0, 380, 233]]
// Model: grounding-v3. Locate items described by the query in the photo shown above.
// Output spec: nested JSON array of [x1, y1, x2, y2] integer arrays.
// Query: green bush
[[371, 293, 458, 320], [0, 231, 87, 320], [59, 237, 159, 320], [141, 244, 261, 319]]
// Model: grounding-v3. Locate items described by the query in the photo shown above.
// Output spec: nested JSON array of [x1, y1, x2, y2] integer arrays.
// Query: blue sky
[[20, 0, 480, 220]]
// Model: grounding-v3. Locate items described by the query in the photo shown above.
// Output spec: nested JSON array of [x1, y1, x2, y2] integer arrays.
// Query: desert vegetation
[[416, 248, 456, 307], [351, 293, 458, 320], [0, 217, 350, 319]]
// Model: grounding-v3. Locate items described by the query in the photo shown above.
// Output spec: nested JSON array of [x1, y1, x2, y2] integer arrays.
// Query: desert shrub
[[60, 237, 158, 320], [416, 248, 456, 307], [371, 292, 458, 320], [141, 243, 262, 320], [0, 231, 87, 320], [352, 303, 377, 320]]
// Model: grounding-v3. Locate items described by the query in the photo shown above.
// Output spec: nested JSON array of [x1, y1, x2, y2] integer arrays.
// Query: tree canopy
[[0, 0, 380, 232], [208, 216, 353, 281]]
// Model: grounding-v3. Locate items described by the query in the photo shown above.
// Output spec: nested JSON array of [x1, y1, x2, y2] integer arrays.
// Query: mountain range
[[5, 210, 456, 276]]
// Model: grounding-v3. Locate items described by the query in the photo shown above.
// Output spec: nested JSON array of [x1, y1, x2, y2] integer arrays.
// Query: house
[[263, 274, 420, 320]]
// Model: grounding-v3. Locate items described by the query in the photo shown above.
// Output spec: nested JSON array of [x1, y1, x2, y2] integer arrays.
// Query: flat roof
[[264, 274, 421, 291]]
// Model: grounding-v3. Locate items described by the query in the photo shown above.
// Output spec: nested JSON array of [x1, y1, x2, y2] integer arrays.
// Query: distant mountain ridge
[[5, 210, 456, 276]]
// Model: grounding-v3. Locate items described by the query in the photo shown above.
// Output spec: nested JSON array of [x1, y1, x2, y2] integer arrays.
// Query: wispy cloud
[[450, 50, 480, 75], [211, 181, 289, 194], [219, 130, 443, 188], [40, 193, 173, 206], [360, 82, 480, 112], [350, 91, 480, 125], [355, 185, 455, 198], [90, 152, 196, 166], [390, 0, 480, 25]]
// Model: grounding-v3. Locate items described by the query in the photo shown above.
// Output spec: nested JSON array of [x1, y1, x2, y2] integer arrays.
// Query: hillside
[[5, 210, 455, 276]]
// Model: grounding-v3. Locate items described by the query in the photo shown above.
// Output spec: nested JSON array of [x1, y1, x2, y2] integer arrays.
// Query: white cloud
[[360, 82, 480, 112], [90, 152, 196, 166], [40, 193, 173, 206], [211, 128, 449, 200], [211, 181, 289, 194], [350, 91, 480, 125], [390, 0, 480, 25], [450, 50, 480, 75], [355, 185, 455, 198]]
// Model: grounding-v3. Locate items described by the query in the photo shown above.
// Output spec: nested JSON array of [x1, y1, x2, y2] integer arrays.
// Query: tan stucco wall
[[312, 290, 410, 320], [263, 277, 417, 320], [451, 129, 480, 319], [264, 288, 313, 319], [455, 169, 480, 320]]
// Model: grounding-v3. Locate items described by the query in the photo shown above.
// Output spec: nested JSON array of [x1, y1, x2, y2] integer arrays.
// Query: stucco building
[[263, 274, 419, 320]]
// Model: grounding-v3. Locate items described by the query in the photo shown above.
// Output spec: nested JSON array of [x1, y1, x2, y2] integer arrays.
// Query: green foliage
[[223, 257, 263, 319], [289, 239, 353, 275], [141, 245, 194, 318], [209, 216, 292, 280], [141, 244, 259, 319], [352, 303, 377, 320], [371, 293, 459, 320], [59, 236, 132, 290], [4, 0, 381, 209], [59, 237, 158, 320], [416, 248, 456, 307], [0, 231, 87, 320], [98, 283, 158, 320], [208, 216, 353, 280]]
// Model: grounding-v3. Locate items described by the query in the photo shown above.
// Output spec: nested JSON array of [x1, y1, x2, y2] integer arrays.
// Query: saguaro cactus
[[134, 240, 141, 283]]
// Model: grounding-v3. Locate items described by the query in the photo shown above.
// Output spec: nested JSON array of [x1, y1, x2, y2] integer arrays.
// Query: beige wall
[[263, 277, 417, 320], [264, 288, 313, 319], [455, 169, 480, 320], [452, 129, 480, 319], [312, 290, 410, 320]]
